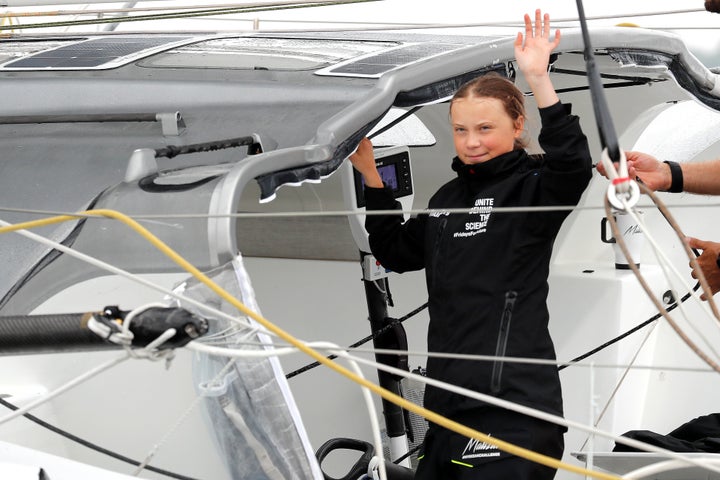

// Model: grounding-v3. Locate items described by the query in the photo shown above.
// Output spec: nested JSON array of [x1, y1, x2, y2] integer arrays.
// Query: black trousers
[[414, 408, 565, 480]]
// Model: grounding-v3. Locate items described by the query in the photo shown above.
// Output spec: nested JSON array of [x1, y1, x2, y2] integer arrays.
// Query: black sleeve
[[363, 186, 426, 273], [536, 102, 593, 206]]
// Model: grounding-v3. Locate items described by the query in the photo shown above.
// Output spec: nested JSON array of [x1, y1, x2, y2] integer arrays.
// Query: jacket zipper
[[429, 217, 447, 288], [490, 290, 518, 393]]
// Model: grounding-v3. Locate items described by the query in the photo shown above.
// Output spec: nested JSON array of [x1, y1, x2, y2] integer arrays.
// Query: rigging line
[[133, 356, 237, 478], [164, 19, 706, 38], [0, 0, 372, 17], [0, 353, 129, 427], [577, 320, 660, 454], [285, 301, 427, 379], [637, 208, 720, 361], [0, 0, 380, 31], [2, 202, 720, 222], [558, 281, 700, 370], [194, 8, 710, 34], [606, 189, 720, 374], [551, 67, 666, 83], [2, 202, 711, 220], [343, 350, 720, 476], [1, 7, 707, 34], [629, 198, 720, 327], [339, 347, 717, 373], [158, 7, 712, 29], [217, 339, 717, 374], [391, 443, 420, 465], [552, 80, 655, 96], [368, 106, 421, 140], [2, 5, 706, 22], [0, 397, 200, 480]]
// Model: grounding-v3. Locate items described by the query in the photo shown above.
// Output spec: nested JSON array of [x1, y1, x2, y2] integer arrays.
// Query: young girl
[[350, 10, 592, 480]]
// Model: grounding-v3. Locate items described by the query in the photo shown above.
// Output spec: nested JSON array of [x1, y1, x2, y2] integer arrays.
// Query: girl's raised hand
[[514, 9, 561, 79]]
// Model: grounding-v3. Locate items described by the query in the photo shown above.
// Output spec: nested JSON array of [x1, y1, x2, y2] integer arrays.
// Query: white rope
[[193, 337, 718, 374], [4, 199, 720, 221]]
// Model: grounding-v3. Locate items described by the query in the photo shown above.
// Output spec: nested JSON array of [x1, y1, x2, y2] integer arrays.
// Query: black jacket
[[363, 102, 592, 419]]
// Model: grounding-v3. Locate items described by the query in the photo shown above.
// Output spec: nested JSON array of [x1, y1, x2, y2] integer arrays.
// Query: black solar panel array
[[327, 42, 468, 76], [2, 36, 190, 69]]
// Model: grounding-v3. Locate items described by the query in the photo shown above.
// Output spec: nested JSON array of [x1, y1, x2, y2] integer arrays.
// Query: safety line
[[0, 6, 706, 33], [2, 200, 720, 222], [287, 270, 702, 379], [285, 302, 427, 379], [0, 0, 380, 31], [197, 338, 718, 374], [0, 0, 368, 18]]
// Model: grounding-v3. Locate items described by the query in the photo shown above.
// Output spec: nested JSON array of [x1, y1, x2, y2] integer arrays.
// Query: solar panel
[[317, 42, 470, 78], [2, 36, 192, 70]]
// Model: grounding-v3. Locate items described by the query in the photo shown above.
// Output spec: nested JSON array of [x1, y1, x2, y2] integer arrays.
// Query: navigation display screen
[[353, 149, 412, 208], [376, 164, 398, 190]]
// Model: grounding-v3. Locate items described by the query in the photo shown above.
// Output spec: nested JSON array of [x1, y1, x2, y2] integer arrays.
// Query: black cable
[[392, 443, 421, 465], [0, 397, 200, 480], [575, 0, 622, 162], [285, 302, 428, 379], [560, 247, 703, 370], [552, 80, 654, 96], [558, 282, 700, 371], [368, 107, 422, 141]]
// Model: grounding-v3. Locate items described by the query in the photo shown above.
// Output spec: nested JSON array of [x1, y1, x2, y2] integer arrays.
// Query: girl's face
[[451, 96, 524, 165]]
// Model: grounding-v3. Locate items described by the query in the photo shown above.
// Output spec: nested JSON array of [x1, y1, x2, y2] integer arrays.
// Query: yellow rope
[[0, 209, 620, 480]]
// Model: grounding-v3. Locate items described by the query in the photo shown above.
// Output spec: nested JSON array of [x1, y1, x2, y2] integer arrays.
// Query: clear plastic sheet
[[171, 255, 322, 480]]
